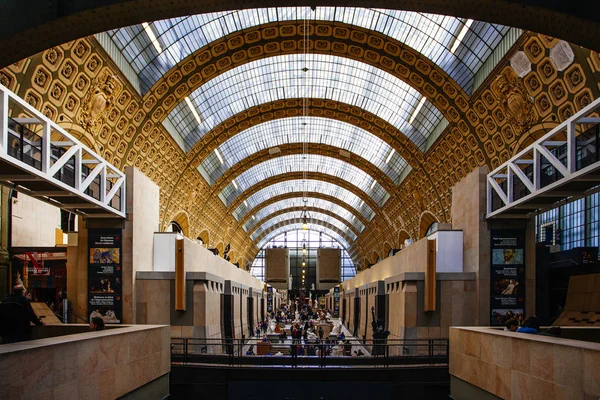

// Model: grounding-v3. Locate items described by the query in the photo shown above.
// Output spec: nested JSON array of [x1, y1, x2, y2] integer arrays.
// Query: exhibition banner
[[490, 230, 526, 326], [333, 286, 340, 317], [88, 228, 123, 324]]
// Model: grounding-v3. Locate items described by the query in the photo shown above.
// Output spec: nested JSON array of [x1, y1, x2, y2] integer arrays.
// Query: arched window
[[425, 222, 439, 237], [167, 221, 184, 234]]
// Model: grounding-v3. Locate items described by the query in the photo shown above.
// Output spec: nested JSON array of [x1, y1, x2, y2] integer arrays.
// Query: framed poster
[[490, 230, 526, 326], [333, 286, 340, 317], [88, 229, 122, 324]]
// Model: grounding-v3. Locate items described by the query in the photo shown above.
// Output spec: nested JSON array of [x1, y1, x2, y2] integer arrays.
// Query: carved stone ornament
[[78, 71, 120, 130], [491, 69, 535, 133]]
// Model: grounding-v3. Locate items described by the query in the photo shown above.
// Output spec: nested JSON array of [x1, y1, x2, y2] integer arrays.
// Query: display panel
[[88, 229, 123, 324]]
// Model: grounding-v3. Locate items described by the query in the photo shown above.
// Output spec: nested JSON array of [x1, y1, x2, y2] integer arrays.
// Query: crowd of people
[[248, 301, 365, 357]]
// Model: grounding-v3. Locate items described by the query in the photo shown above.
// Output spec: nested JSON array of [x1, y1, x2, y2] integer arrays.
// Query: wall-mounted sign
[[490, 230, 526, 326], [88, 229, 122, 324]]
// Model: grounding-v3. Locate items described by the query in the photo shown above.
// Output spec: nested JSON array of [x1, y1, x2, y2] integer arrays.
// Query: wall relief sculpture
[[78, 71, 120, 131], [491, 69, 535, 133]]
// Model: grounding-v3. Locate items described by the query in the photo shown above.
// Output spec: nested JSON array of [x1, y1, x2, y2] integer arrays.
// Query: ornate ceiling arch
[[159, 98, 440, 230], [226, 172, 381, 217], [253, 213, 358, 242], [3, 0, 599, 70], [255, 219, 354, 250], [236, 191, 372, 232], [132, 19, 472, 156], [247, 206, 361, 239], [210, 143, 397, 197], [186, 99, 424, 170]]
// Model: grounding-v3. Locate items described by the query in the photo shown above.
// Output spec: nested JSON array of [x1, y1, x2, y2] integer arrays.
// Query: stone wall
[[450, 326, 600, 399], [0, 325, 170, 400]]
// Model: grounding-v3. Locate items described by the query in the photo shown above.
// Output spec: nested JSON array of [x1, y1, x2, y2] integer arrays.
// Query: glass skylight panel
[[242, 197, 365, 233], [257, 224, 350, 250], [219, 154, 390, 207], [251, 211, 357, 241], [233, 179, 375, 221], [107, 8, 508, 94], [168, 54, 444, 151], [198, 117, 408, 185]]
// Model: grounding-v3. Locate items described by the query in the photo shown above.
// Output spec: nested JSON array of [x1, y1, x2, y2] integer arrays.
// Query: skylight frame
[[233, 179, 375, 222], [198, 116, 408, 186], [219, 154, 390, 207]]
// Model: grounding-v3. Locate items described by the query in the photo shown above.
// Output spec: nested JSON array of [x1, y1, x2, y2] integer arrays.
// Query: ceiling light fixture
[[142, 22, 162, 53], [232, 179, 238, 190], [409, 96, 426, 125], [450, 19, 474, 54], [370, 180, 377, 190], [244, 200, 248, 207], [252, 215, 256, 220], [185, 96, 202, 125]]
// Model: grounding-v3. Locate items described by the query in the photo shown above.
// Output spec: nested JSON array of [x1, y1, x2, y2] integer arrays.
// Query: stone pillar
[[67, 166, 159, 324], [451, 166, 490, 325], [121, 166, 159, 324]]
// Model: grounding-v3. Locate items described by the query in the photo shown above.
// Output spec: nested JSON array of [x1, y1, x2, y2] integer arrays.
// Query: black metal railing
[[170, 337, 449, 368]]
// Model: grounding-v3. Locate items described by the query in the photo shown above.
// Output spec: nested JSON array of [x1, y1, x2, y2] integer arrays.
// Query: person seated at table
[[337, 331, 345, 341], [261, 335, 270, 342], [246, 345, 255, 355], [297, 345, 305, 356]]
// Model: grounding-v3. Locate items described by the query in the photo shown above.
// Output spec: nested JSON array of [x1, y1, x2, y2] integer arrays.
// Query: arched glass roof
[[256, 223, 350, 249], [219, 154, 390, 207], [169, 53, 443, 151], [243, 197, 366, 233], [233, 179, 375, 222], [250, 213, 357, 241], [106, 7, 509, 94], [198, 116, 408, 186]]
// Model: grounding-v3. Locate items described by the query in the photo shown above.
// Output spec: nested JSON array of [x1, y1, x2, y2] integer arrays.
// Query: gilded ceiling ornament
[[412, 190, 424, 213], [79, 71, 120, 131], [491, 69, 535, 133]]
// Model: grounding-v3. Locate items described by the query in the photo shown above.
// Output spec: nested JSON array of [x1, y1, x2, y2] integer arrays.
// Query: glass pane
[[107, 7, 509, 94], [199, 116, 408, 186], [233, 179, 375, 221], [169, 54, 443, 151], [243, 197, 365, 233], [250, 211, 357, 241], [256, 224, 350, 249], [219, 154, 390, 207]]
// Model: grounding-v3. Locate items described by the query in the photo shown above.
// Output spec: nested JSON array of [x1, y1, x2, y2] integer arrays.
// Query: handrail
[[170, 337, 449, 368]]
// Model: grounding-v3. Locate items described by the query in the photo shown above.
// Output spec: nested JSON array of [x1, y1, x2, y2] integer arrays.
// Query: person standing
[[0, 285, 44, 343]]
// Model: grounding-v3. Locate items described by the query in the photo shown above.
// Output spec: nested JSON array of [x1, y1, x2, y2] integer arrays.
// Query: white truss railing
[[487, 96, 600, 218], [0, 83, 126, 218]]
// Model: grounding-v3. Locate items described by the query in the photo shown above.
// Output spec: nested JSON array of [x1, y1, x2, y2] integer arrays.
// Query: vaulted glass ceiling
[[250, 212, 357, 241], [106, 7, 509, 95], [243, 197, 366, 233], [199, 117, 408, 186], [256, 223, 350, 250], [232, 179, 375, 222], [168, 54, 443, 151], [219, 154, 390, 207]]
